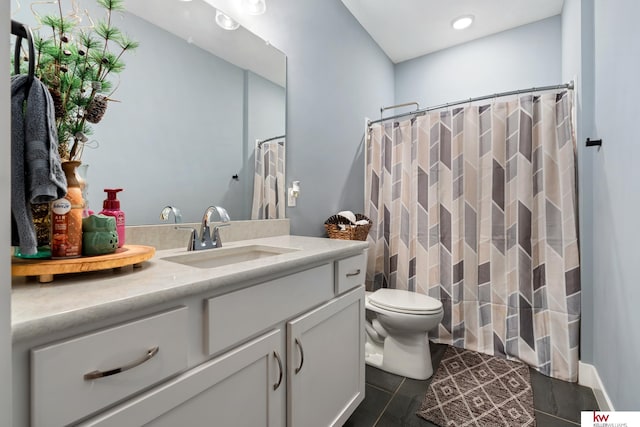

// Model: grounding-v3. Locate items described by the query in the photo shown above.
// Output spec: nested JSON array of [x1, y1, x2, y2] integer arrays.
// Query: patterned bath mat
[[417, 346, 535, 426]]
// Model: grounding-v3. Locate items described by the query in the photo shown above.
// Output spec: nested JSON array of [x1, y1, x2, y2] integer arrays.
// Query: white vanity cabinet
[[80, 329, 285, 427], [16, 247, 367, 427], [82, 285, 365, 427]]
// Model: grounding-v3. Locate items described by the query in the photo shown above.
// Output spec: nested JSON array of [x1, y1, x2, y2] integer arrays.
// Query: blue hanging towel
[[11, 74, 67, 255]]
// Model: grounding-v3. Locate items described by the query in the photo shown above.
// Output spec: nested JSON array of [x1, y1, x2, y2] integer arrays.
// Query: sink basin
[[161, 244, 299, 269]]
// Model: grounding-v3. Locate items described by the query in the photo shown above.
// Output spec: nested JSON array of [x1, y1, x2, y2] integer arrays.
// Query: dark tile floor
[[344, 342, 599, 427]]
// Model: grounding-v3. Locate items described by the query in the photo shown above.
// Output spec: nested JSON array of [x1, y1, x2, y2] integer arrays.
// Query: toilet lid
[[368, 289, 442, 314]]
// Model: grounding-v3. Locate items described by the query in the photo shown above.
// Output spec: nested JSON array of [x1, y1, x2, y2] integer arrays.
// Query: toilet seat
[[368, 289, 442, 315]]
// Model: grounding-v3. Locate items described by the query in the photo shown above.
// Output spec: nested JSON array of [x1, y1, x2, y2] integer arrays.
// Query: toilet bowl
[[365, 289, 443, 380]]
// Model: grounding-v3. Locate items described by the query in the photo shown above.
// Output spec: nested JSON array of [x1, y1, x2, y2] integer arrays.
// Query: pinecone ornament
[[85, 95, 108, 124], [48, 88, 64, 119]]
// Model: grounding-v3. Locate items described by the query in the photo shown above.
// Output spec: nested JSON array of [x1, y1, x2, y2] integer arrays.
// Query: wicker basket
[[324, 214, 372, 241]]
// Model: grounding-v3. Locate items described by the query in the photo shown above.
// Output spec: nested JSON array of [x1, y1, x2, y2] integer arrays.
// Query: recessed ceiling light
[[452, 15, 474, 30], [215, 10, 240, 31], [243, 0, 267, 15]]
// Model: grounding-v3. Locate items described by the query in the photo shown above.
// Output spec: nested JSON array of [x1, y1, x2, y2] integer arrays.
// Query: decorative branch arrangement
[[15, 0, 138, 161]]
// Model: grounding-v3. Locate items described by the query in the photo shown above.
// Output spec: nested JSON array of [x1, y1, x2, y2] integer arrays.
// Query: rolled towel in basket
[[337, 210, 357, 224]]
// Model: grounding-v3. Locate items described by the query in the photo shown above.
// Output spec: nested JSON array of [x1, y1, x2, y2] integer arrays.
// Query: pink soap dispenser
[[99, 188, 126, 248]]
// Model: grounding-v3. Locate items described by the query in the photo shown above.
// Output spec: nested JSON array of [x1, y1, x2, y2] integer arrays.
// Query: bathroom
[[2, 0, 639, 425]]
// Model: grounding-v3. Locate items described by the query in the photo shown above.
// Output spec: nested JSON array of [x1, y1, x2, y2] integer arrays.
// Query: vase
[[76, 163, 92, 217], [51, 161, 84, 259]]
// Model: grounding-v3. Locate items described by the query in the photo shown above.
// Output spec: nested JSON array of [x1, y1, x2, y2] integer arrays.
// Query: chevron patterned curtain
[[365, 92, 580, 382], [251, 140, 286, 219]]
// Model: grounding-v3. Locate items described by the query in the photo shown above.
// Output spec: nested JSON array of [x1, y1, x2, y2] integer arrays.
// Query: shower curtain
[[251, 140, 286, 219], [365, 92, 580, 382]]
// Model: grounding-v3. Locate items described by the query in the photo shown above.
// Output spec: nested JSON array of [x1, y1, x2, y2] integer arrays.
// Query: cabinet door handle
[[294, 338, 304, 374], [84, 346, 159, 380], [346, 269, 361, 277], [273, 351, 283, 390]]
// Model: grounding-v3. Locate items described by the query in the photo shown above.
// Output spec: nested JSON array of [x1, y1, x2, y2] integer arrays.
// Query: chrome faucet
[[182, 206, 230, 251], [160, 205, 183, 224]]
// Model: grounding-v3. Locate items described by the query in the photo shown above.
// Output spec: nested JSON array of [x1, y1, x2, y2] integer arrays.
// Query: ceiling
[[340, 0, 565, 63], [126, 0, 286, 87]]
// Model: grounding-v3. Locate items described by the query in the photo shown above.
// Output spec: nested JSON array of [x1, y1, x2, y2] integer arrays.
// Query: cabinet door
[[81, 329, 285, 427], [287, 286, 365, 427]]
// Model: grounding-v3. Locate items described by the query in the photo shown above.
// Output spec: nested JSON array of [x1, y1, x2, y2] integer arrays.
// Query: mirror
[[11, 0, 286, 225]]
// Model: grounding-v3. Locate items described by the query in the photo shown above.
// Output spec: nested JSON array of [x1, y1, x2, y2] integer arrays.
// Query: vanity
[[11, 234, 368, 426]]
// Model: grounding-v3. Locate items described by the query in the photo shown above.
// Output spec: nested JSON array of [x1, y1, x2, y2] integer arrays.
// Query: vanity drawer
[[335, 253, 367, 294], [31, 306, 189, 427], [205, 263, 333, 356]]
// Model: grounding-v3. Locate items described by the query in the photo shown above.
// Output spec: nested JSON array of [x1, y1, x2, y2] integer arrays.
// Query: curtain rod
[[257, 134, 286, 148], [369, 81, 574, 127]]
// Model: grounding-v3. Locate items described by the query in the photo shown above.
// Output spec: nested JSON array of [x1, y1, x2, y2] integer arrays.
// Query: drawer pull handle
[[294, 338, 305, 374], [273, 351, 283, 390], [346, 269, 361, 277], [84, 346, 160, 380]]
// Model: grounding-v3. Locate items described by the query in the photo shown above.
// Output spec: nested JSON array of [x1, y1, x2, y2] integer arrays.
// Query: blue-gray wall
[[561, 0, 596, 370], [235, 0, 395, 236], [590, 0, 640, 410], [394, 16, 562, 108], [564, 0, 640, 409]]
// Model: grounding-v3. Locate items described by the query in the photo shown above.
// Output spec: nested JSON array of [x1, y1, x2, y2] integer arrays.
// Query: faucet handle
[[211, 223, 229, 248], [175, 225, 195, 232], [175, 226, 198, 251]]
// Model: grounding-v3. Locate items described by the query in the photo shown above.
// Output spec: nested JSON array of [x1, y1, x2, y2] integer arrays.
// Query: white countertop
[[12, 235, 368, 343]]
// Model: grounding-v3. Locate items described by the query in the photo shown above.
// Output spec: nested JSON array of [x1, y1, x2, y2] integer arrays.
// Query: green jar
[[82, 214, 119, 256]]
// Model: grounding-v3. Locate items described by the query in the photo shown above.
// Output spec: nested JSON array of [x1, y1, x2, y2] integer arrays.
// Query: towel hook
[[11, 19, 36, 91], [586, 138, 602, 147]]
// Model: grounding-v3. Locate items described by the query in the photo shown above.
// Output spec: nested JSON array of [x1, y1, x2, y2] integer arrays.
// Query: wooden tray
[[12, 245, 156, 283]]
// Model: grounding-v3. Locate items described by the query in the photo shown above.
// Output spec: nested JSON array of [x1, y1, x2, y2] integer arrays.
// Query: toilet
[[365, 289, 444, 380]]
